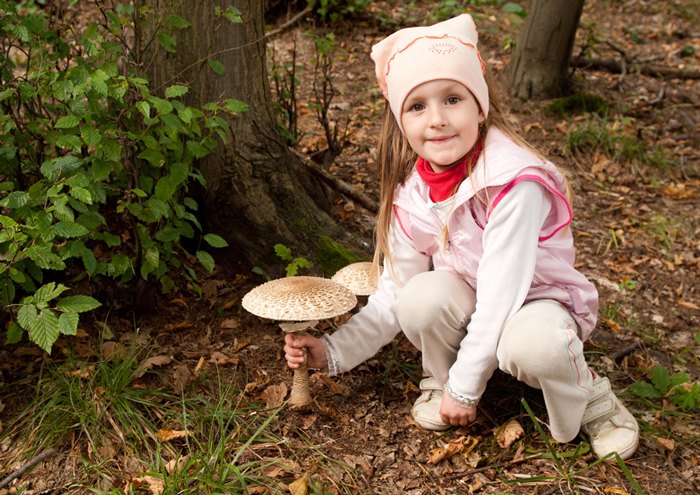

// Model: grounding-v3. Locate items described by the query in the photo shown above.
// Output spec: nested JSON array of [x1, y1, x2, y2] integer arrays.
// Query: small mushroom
[[242, 276, 357, 408], [331, 262, 382, 296]]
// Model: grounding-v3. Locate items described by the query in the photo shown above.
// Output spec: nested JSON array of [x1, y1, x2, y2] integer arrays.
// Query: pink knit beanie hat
[[371, 14, 489, 132]]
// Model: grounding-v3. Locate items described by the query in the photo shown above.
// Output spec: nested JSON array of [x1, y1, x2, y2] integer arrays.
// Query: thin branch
[[571, 56, 700, 80], [0, 448, 58, 489]]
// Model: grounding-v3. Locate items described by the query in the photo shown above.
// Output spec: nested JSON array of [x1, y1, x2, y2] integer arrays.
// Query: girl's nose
[[428, 108, 447, 128]]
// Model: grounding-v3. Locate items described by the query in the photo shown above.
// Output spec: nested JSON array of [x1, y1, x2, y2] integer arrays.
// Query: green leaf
[[70, 186, 93, 204], [203, 233, 228, 248], [3, 191, 30, 208], [56, 295, 101, 313], [196, 250, 215, 272], [136, 100, 151, 119], [150, 97, 173, 116], [274, 243, 293, 261], [17, 304, 38, 331], [25, 246, 66, 270], [165, 14, 191, 29], [165, 84, 189, 98], [158, 32, 177, 52], [40, 155, 83, 180], [6, 322, 23, 345], [29, 309, 60, 353], [629, 381, 662, 399], [186, 140, 208, 158], [502, 2, 526, 17], [81, 126, 102, 146], [137, 148, 166, 167], [55, 115, 81, 129], [53, 221, 90, 238], [207, 58, 225, 76], [58, 312, 80, 336], [34, 282, 70, 305], [651, 366, 672, 394], [223, 98, 249, 114]]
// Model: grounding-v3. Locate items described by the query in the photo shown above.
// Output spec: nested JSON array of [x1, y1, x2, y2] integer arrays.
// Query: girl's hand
[[439, 392, 478, 427], [283, 333, 328, 370]]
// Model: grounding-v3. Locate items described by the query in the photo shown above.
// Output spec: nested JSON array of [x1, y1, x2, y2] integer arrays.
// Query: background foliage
[[0, 0, 242, 352]]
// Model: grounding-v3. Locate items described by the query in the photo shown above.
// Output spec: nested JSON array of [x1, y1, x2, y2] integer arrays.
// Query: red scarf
[[415, 140, 483, 202]]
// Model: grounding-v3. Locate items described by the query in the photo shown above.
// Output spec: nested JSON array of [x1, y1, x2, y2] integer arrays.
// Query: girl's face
[[401, 79, 485, 173]]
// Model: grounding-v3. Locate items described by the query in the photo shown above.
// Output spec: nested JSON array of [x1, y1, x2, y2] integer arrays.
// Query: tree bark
[[507, 0, 584, 99], [137, 0, 364, 273]]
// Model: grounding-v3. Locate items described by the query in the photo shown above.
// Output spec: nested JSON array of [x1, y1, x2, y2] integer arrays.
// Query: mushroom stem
[[288, 332, 312, 408]]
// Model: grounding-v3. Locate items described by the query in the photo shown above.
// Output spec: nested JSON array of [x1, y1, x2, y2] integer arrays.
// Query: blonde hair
[[372, 68, 570, 275]]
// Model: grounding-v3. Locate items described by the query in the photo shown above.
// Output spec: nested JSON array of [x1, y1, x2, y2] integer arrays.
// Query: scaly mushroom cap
[[242, 276, 357, 321], [331, 262, 382, 296]]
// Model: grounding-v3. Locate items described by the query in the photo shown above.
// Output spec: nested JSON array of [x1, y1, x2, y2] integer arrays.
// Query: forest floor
[[1, 1, 700, 494]]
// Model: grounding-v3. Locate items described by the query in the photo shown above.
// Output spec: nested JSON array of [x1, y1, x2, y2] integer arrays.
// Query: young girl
[[284, 13, 639, 460]]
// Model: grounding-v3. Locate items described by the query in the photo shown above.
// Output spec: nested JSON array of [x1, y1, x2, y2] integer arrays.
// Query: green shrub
[[0, 1, 240, 352]]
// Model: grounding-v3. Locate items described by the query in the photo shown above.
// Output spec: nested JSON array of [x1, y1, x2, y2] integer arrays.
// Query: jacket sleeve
[[446, 180, 552, 403], [323, 217, 430, 375]]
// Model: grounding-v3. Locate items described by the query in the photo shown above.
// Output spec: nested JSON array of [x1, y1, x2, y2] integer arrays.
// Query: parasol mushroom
[[242, 276, 357, 408], [331, 261, 382, 296]]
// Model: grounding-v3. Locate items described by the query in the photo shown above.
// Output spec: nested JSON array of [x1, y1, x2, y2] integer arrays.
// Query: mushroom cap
[[331, 262, 382, 296], [242, 276, 357, 321]]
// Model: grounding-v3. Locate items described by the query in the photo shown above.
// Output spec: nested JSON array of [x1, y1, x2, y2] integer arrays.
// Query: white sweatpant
[[393, 270, 593, 442]]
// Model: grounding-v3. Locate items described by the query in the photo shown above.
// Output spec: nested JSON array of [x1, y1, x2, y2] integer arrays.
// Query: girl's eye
[[409, 103, 425, 112], [446, 96, 461, 105]]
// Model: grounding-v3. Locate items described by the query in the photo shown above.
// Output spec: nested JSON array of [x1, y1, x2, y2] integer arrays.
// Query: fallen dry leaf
[[288, 475, 308, 495], [220, 318, 240, 329], [428, 436, 478, 465], [496, 418, 525, 448], [136, 355, 173, 377], [604, 487, 630, 495], [657, 437, 676, 451], [131, 475, 164, 495], [162, 320, 192, 332], [209, 351, 239, 366], [260, 383, 288, 409], [194, 356, 206, 376], [312, 373, 347, 394], [156, 428, 191, 442], [164, 455, 188, 474], [172, 364, 192, 393]]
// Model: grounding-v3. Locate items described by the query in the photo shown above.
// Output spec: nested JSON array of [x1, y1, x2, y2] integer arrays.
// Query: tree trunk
[[137, 0, 363, 273], [507, 0, 584, 99]]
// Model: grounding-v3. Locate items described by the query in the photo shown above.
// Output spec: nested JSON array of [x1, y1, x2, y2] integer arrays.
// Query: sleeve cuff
[[445, 382, 480, 408], [320, 334, 340, 376]]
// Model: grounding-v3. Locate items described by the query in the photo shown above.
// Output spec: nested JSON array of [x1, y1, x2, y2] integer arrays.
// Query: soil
[[1, 1, 699, 494]]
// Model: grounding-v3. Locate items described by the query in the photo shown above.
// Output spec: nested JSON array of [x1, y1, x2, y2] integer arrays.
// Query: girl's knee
[[393, 271, 475, 336]]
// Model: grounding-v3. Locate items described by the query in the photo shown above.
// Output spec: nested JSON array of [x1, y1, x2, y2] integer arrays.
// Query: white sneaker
[[580, 376, 639, 461], [411, 377, 450, 431]]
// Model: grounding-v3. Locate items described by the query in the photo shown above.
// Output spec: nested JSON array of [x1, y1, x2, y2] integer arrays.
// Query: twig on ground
[[447, 453, 545, 479], [611, 341, 642, 364], [0, 448, 58, 489], [266, 6, 312, 39]]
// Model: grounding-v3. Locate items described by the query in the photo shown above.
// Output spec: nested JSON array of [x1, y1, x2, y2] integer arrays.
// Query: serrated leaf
[[136, 100, 151, 119], [4, 191, 30, 208], [55, 115, 81, 129], [58, 311, 79, 335], [29, 309, 60, 353], [70, 186, 93, 204], [17, 304, 38, 330], [186, 140, 208, 158], [34, 282, 69, 305], [165, 85, 189, 98], [203, 233, 228, 248], [158, 32, 177, 52], [53, 221, 90, 238], [207, 58, 225, 76], [196, 250, 215, 272], [6, 322, 23, 345], [56, 295, 101, 313], [81, 126, 102, 146], [651, 366, 672, 394]]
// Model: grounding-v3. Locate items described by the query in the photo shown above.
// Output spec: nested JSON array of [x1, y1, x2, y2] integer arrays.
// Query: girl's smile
[[400, 79, 485, 173]]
